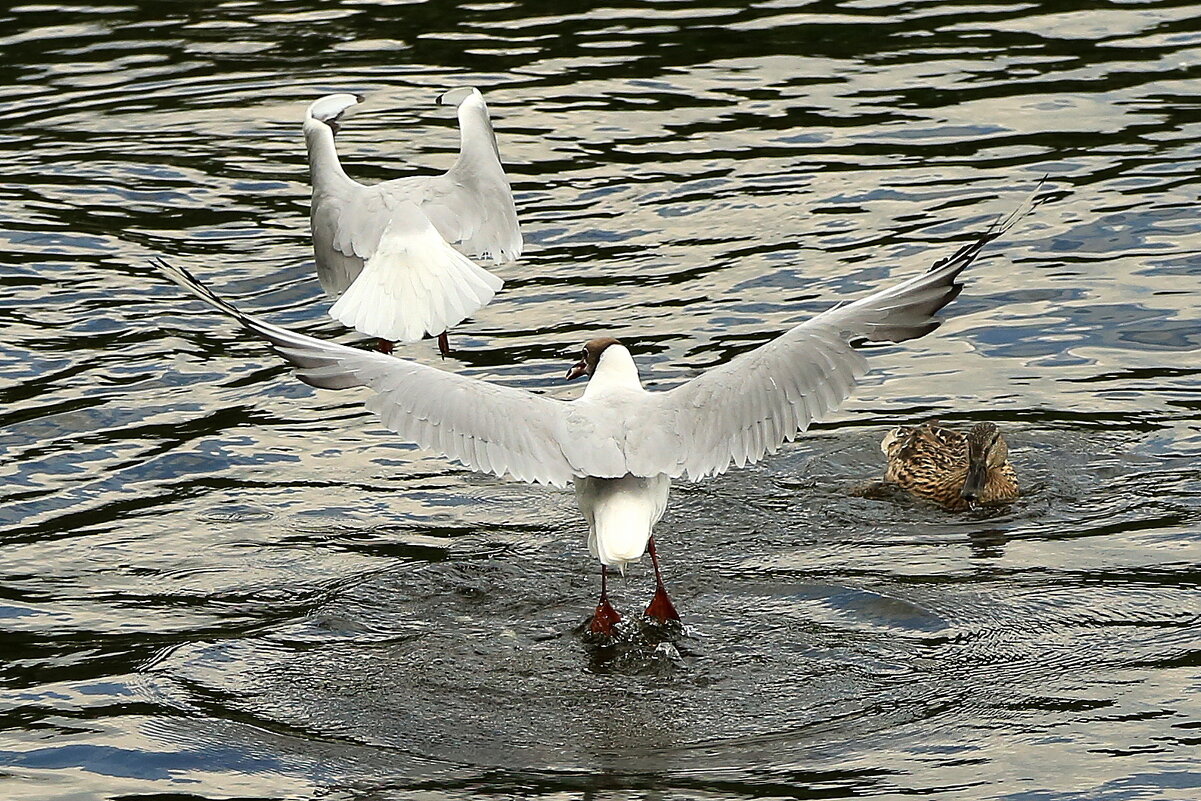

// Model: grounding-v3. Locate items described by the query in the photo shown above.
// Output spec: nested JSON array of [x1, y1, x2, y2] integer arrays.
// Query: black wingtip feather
[[851, 183, 1047, 348], [151, 258, 297, 356], [151, 257, 248, 325], [924, 179, 1049, 279], [151, 257, 379, 393]]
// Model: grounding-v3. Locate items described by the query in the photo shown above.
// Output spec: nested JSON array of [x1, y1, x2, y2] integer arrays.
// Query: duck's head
[[565, 337, 622, 381], [880, 425, 907, 455], [960, 422, 1008, 502]]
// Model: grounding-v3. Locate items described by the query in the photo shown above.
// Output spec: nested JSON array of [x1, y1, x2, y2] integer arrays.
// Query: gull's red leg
[[589, 564, 622, 636], [644, 536, 681, 623], [437, 331, 451, 358]]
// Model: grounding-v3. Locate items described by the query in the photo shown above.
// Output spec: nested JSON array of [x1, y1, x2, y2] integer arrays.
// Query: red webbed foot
[[644, 583, 680, 624], [590, 596, 622, 636]]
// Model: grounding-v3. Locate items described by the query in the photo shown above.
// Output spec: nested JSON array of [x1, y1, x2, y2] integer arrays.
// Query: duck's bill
[[960, 462, 987, 501], [565, 360, 587, 381]]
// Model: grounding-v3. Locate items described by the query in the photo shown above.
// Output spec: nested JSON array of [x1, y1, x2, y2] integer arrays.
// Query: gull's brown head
[[565, 337, 622, 381]]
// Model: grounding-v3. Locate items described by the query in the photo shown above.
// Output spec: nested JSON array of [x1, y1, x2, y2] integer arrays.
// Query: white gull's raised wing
[[154, 259, 575, 488], [423, 87, 523, 263], [628, 195, 1041, 481]]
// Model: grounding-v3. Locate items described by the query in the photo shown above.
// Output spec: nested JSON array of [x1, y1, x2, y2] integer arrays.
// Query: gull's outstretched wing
[[154, 260, 573, 487], [629, 194, 1041, 481]]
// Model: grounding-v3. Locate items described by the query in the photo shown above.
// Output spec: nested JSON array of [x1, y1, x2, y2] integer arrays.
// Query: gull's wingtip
[[150, 257, 247, 323], [305, 93, 363, 123], [990, 178, 1054, 237], [985, 176, 1065, 239], [151, 255, 201, 298], [437, 86, 484, 107], [923, 179, 1056, 280]]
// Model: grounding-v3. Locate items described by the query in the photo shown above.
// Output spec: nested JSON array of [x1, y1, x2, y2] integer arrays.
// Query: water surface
[[1, 1, 1199, 799]]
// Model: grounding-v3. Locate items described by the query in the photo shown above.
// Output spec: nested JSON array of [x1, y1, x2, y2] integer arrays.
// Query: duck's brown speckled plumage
[[882, 421, 1018, 511]]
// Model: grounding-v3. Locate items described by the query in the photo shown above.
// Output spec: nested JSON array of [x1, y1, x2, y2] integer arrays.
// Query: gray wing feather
[[310, 205, 360, 297], [310, 185, 389, 295], [638, 199, 1037, 481], [402, 171, 522, 263], [153, 259, 576, 487]]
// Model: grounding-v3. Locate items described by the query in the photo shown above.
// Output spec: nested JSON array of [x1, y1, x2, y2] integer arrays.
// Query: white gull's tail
[[328, 208, 503, 342], [575, 475, 671, 569]]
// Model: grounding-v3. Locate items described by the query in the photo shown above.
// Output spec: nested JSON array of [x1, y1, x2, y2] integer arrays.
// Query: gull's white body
[[570, 345, 672, 567], [304, 89, 521, 342], [155, 191, 1035, 573], [576, 474, 671, 567]]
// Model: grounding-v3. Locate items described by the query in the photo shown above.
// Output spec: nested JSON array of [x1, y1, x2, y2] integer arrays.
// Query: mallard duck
[[881, 421, 1018, 510]]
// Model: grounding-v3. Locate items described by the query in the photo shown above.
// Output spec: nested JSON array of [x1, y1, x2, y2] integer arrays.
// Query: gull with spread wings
[[305, 88, 522, 356], [155, 195, 1035, 635]]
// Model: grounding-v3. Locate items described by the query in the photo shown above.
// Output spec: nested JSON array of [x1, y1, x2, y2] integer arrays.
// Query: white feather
[[575, 475, 671, 568], [328, 209, 503, 341]]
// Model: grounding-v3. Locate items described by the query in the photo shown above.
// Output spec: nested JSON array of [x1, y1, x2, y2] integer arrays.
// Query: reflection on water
[[2, 0, 1200, 799]]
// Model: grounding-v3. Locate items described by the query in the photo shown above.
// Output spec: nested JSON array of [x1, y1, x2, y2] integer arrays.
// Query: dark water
[[3, 1, 1200, 799]]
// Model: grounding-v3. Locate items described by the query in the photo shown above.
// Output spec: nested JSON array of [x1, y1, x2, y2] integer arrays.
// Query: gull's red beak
[[565, 359, 587, 381]]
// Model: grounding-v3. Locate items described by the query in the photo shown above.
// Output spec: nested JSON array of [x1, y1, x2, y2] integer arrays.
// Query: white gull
[[305, 89, 521, 355]]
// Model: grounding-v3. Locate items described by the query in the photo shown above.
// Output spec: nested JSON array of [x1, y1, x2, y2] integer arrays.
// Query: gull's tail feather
[[576, 475, 671, 570], [328, 214, 503, 343]]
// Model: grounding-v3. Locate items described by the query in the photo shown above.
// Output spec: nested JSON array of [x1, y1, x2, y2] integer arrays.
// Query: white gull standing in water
[[153, 194, 1036, 635], [304, 89, 522, 356]]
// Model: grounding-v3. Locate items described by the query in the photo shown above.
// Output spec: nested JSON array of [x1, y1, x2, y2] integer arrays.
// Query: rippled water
[[3, 1, 1200, 799]]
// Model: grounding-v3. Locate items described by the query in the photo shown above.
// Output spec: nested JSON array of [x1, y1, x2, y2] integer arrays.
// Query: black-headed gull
[[154, 196, 1034, 634], [304, 89, 521, 356]]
